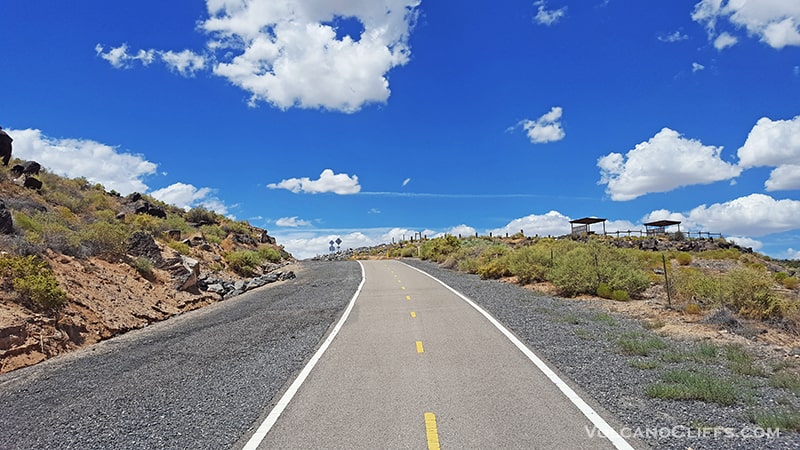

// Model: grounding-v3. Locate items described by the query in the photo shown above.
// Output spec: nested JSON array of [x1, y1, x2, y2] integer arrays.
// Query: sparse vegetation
[[646, 370, 737, 405], [0, 255, 67, 311], [617, 332, 668, 356]]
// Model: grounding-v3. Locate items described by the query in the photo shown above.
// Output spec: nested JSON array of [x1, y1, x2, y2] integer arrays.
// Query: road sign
[[335, 238, 342, 245], [329, 245, 335, 252]]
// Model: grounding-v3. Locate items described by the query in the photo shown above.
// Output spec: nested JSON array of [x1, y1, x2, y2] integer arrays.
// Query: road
[[0, 261, 361, 450], [247, 260, 634, 449], [0, 259, 636, 449]]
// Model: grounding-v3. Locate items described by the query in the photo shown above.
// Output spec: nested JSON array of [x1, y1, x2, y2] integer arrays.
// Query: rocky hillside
[[0, 160, 295, 373]]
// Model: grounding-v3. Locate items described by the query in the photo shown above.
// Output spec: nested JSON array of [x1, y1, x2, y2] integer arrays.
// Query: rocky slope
[[0, 163, 295, 373]]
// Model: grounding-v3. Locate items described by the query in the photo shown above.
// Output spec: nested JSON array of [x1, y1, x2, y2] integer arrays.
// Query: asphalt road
[[249, 260, 634, 449], [0, 259, 637, 449], [0, 261, 361, 450]]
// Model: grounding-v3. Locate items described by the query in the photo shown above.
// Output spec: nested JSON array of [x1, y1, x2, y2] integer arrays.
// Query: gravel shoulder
[[0, 260, 360, 450], [402, 258, 800, 450]]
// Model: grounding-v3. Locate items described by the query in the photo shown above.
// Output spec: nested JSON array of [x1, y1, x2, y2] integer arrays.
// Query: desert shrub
[[597, 282, 613, 299], [223, 220, 251, 235], [782, 277, 800, 290], [12, 211, 43, 234], [41, 220, 82, 256], [695, 248, 742, 260], [79, 221, 128, 259], [477, 256, 512, 279], [400, 246, 417, 258], [673, 267, 722, 305], [130, 256, 154, 278], [611, 289, 631, 301], [185, 207, 218, 225], [721, 266, 781, 319], [257, 246, 282, 263], [200, 224, 227, 244], [675, 252, 692, 266], [550, 243, 649, 297], [507, 245, 551, 284], [224, 250, 262, 276], [420, 235, 461, 262], [0, 255, 67, 311], [550, 246, 598, 296], [128, 214, 166, 234], [166, 240, 192, 255], [164, 214, 193, 235], [685, 303, 702, 315]]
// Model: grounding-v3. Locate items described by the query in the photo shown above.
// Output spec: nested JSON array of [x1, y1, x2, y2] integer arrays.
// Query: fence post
[[662, 253, 672, 309]]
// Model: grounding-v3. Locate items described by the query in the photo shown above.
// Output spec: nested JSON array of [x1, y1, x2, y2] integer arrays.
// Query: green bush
[[611, 289, 630, 301], [224, 250, 262, 276], [550, 246, 598, 296], [675, 252, 692, 265], [200, 224, 227, 244], [507, 245, 551, 284], [477, 257, 512, 279], [420, 235, 461, 262], [80, 221, 128, 259], [0, 255, 67, 311], [130, 256, 154, 278], [721, 266, 781, 319], [185, 207, 218, 225], [166, 240, 192, 255], [597, 282, 613, 299], [257, 246, 282, 263], [549, 243, 649, 298], [673, 267, 722, 305]]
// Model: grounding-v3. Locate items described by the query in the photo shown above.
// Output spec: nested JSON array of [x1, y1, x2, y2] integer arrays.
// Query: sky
[[2, 1, 800, 260]]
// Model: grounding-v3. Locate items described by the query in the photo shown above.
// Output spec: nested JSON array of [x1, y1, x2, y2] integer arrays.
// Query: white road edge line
[[242, 261, 366, 450], [403, 262, 635, 450]]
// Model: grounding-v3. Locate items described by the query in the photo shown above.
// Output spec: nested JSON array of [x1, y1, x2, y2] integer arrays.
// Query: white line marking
[[402, 262, 635, 450], [242, 261, 366, 450]]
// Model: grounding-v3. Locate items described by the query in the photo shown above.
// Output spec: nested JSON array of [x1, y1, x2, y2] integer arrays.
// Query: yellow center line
[[406, 295, 412, 301], [410, 311, 417, 318], [424, 412, 441, 450], [401, 286, 406, 290], [397, 279, 402, 283], [416, 341, 424, 353]]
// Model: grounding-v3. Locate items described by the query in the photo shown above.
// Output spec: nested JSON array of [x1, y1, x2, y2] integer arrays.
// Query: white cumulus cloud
[[597, 128, 742, 201], [267, 169, 361, 194], [692, 62, 706, 72], [517, 107, 565, 144], [646, 194, 800, 237], [714, 32, 738, 50], [96, 44, 205, 77], [658, 31, 689, 42], [98, 1, 421, 112], [275, 216, 312, 227], [149, 182, 228, 214], [8, 128, 157, 195], [488, 210, 572, 237], [533, 1, 567, 26], [434, 224, 477, 238], [692, 0, 800, 49], [738, 115, 800, 191]]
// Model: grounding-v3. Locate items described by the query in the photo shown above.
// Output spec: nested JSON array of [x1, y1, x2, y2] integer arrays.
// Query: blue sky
[[2, 1, 800, 259]]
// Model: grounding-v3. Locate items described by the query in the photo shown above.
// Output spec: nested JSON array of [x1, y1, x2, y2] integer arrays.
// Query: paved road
[[250, 260, 633, 449], [0, 261, 360, 450]]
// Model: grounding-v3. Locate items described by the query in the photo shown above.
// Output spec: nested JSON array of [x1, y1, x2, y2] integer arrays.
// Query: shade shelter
[[569, 217, 606, 236], [644, 220, 681, 236]]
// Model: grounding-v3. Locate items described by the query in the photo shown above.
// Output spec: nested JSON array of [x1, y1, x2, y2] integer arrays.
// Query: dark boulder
[[127, 232, 164, 266], [11, 161, 41, 177], [0, 128, 12, 166], [0, 200, 13, 234], [22, 177, 42, 190], [131, 200, 167, 218]]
